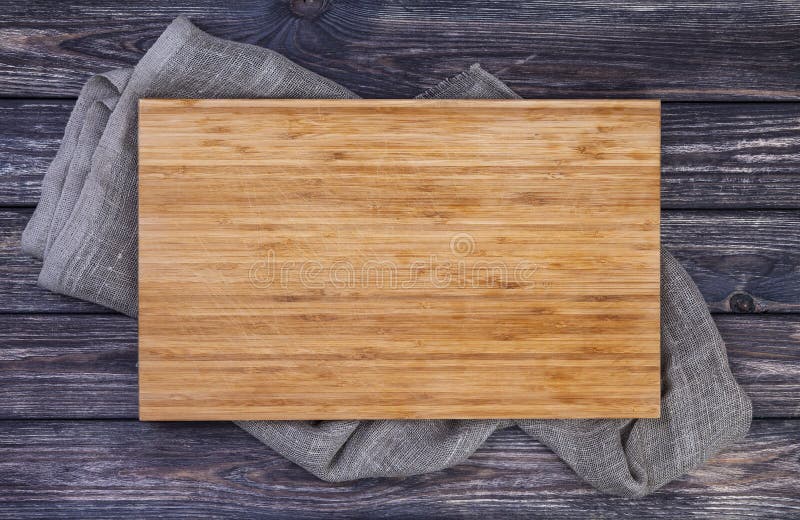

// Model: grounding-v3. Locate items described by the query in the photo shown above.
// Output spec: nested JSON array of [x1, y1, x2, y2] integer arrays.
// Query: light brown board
[[138, 99, 661, 420]]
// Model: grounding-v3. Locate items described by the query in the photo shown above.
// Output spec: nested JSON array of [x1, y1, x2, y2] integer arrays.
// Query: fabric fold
[[22, 16, 752, 497], [21, 69, 132, 259], [44, 68, 133, 256]]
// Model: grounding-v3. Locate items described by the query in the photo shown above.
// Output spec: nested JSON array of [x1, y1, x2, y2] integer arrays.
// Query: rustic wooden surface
[[0, 1, 798, 517], [138, 99, 661, 420], [0, 420, 797, 519], [1, 1, 799, 100]]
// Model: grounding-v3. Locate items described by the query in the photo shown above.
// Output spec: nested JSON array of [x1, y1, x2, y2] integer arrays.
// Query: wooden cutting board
[[138, 99, 661, 420]]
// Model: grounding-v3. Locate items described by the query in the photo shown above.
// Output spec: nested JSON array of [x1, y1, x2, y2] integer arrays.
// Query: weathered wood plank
[[0, 210, 109, 312], [0, 314, 137, 418], [0, 313, 796, 419], [3, 101, 798, 209], [718, 314, 800, 419], [0, 100, 71, 207], [0, 419, 796, 518], [4, 208, 799, 313], [0, 1, 798, 99], [662, 211, 800, 313], [662, 104, 800, 209]]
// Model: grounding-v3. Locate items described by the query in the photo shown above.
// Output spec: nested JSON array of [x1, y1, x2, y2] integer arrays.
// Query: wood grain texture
[[0, 209, 109, 313], [0, 314, 138, 418], [1, 313, 796, 419], [718, 314, 800, 418], [663, 210, 800, 313], [661, 103, 800, 209], [1, 1, 799, 99], [2, 0, 799, 514], [5, 208, 800, 314], [3, 101, 799, 210], [0, 419, 797, 519], [138, 99, 662, 420], [0, 100, 72, 207]]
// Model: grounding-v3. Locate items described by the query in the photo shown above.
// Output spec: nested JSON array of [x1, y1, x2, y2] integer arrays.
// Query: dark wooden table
[[1, 1, 799, 518]]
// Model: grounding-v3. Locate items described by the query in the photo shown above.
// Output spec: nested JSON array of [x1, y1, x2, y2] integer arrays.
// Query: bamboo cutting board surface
[[138, 99, 661, 421]]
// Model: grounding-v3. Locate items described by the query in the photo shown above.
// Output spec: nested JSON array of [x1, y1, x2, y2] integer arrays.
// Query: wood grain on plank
[[0, 419, 796, 519], [662, 103, 800, 209], [4, 208, 800, 314], [1, 313, 796, 419], [0, 314, 138, 419], [0, 1, 799, 99], [4, 101, 799, 209], [0, 100, 72, 206], [662, 210, 800, 313], [0, 210, 109, 313], [717, 314, 800, 418], [138, 98, 662, 420]]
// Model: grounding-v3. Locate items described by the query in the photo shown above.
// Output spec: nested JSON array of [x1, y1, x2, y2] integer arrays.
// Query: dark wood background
[[1, 1, 798, 517]]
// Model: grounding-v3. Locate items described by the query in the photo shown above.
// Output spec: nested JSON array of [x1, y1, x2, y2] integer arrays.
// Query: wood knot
[[728, 292, 755, 313], [289, 0, 330, 19]]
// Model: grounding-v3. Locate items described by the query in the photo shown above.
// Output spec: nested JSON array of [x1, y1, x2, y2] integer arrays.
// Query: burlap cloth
[[21, 16, 751, 497]]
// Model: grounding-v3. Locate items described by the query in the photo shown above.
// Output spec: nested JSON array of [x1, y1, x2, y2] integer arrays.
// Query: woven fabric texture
[[22, 16, 751, 497], [21, 68, 132, 259]]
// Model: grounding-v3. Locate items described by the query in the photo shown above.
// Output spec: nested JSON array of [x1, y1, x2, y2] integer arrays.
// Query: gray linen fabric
[[44, 70, 133, 258], [21, 68, 132, 259], [22, 16, 752, 497]]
